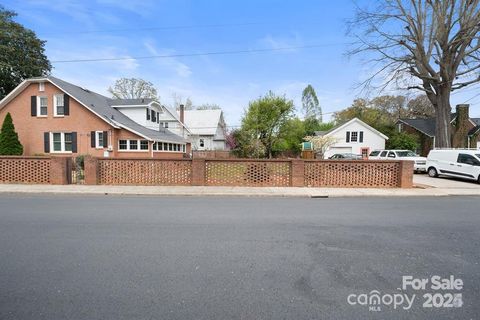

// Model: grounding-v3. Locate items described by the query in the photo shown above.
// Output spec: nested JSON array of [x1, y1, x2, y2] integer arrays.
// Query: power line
[[463, 92, 480, 104], [51, 43, 346, 64]]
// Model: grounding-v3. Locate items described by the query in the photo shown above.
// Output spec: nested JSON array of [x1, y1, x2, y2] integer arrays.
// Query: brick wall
[[84, 157, 413, 188], [205, 159, 291, 187], [95, 158, 192, 185], [0, 156, 69, 184]]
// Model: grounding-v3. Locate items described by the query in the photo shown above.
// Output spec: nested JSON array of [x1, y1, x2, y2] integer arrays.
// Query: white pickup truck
[[369, 150, 427, 173]]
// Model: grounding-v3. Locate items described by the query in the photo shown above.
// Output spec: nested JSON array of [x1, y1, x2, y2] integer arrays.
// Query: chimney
[[180, 104, 185, 123], [456, 104, 470, 126]]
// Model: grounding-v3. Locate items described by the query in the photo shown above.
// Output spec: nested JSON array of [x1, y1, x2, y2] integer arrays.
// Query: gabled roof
[[183, 109, 224, 135], [399, 115, 480, 137], [0, 76, 187, 143], [315, 118, 389, 140], [398, 118, 436, 137]]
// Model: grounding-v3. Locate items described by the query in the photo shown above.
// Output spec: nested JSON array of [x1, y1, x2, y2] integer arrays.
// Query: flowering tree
[[304, 135, 338, 159]]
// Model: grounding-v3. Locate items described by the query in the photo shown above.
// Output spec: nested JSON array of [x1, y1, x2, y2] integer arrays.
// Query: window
[[388, 152, 396, 158], [39, 82, 45, 92], [151, 110, 156, 122], [369, 151, 380, 157], [160, 122, 169, 128], [118, 139, 149, 151], [119, 140, 128, 150], [95, 131, 104, 148], [153, 142, 185, 152], [52, 133, 61, 152], [146, 108, 151, 120], [380, 151, 388, 157], [51, 132, 72, 153], [64, 133, 73, 152], [156, 112, 159, 123], [38, 96, 47, 116], [458, 153, 480, 166], [129, 140, 138, 150], [397, 123, 403, 132], [54, 94, 64, 116], [199, 139, 205, 148], [350, 131, 358, 142]]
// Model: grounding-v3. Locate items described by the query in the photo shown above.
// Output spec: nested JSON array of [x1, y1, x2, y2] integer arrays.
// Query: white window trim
[[95, 131, 104, 149], [37, 96, 48, 117], [152, 142, 186, 153], [53, 94, 65, 117], [50, 132, 72, 154], [118, 139, 149, 152]]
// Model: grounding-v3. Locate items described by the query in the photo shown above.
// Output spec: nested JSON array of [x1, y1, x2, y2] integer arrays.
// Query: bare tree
[[349, 0, 480, 147], [108, 78, 158, 100]]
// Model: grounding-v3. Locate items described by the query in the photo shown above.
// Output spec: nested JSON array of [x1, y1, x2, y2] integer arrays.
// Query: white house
[[182, 109, 228, 150], [315, 118, 388, 158]]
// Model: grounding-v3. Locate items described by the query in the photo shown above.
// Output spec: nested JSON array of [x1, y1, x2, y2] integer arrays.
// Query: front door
[[361, 147, 369, 159]]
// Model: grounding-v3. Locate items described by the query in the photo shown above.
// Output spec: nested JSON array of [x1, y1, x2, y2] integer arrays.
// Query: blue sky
[[4, 0, 479, 126]]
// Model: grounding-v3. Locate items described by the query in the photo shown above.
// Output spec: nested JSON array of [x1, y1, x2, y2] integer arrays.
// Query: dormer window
[[39, 82, 45, 92]]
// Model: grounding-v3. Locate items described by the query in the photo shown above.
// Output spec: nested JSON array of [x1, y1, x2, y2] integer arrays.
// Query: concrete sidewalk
[[0, 183, 478, 197]]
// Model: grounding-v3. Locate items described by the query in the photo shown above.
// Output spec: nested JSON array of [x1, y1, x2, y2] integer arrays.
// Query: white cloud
[[143, 40, 192, 78]]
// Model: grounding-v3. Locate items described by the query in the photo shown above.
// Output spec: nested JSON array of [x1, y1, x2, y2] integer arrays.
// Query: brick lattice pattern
[[98, 159, 192, 185], [304, 161, 400, 188], [205, 160, 291, 187], [0, 157, 50, 184]]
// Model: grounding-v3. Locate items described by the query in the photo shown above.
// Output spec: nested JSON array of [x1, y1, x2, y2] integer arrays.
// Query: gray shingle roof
[[399, 118, 436, 137], [400, 116, 480, 137], [109, 98, 156, 106], [47, 76, 187, 143]]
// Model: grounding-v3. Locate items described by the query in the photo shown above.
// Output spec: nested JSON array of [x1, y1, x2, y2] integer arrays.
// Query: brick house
[[0, 76, 190, 158], [397, 104, 480, 156]]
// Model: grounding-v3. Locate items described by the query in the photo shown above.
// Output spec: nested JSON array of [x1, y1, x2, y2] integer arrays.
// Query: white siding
[[323, 120, 386, 158]]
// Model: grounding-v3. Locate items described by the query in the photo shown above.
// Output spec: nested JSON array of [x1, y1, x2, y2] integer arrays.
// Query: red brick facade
[[0, 81, 188, 159]]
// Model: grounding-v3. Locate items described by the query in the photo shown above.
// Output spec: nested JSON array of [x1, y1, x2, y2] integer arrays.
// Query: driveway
[[0, 195, 479, 320], [414, 173, 479, 188]]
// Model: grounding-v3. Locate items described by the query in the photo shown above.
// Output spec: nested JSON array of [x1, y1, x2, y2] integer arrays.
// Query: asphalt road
[[0, 195, 479, 320]]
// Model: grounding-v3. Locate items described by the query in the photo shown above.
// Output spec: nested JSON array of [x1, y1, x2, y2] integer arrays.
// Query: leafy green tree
[[240, 91, 294, 158], [0, 112, 23, 155], [274, 118, 305, 156], [0, 6, 51, 99], [386, 131, 419, 151], [302, 85, 322, 122]]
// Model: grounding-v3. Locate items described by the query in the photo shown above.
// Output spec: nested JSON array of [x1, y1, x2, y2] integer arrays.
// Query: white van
[[369, 150, 427, 173], [426, 149, 480, 183]]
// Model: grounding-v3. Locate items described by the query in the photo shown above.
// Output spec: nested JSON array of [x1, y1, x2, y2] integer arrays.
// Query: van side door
[[453, 153, 480, 180]]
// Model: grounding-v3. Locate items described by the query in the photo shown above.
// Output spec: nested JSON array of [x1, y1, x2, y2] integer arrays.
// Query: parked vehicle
[[426, 149, 480, 183], [369, 149, 427, 173], [329, 153, 363, 160]]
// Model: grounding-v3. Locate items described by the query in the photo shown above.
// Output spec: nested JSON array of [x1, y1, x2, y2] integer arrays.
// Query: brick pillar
[[192, 159, 205, 186], [398, 160, 413, 188], [50, 157, 68, 185], [84, 156, 99, 185], [290, 160, 305, 187]]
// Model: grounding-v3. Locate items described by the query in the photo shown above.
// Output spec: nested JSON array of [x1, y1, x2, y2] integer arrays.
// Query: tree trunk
[[434, 88, 452, 148]]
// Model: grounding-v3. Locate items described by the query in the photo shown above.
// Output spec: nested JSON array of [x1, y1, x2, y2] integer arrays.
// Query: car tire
[[428, 167, 438, 178]]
